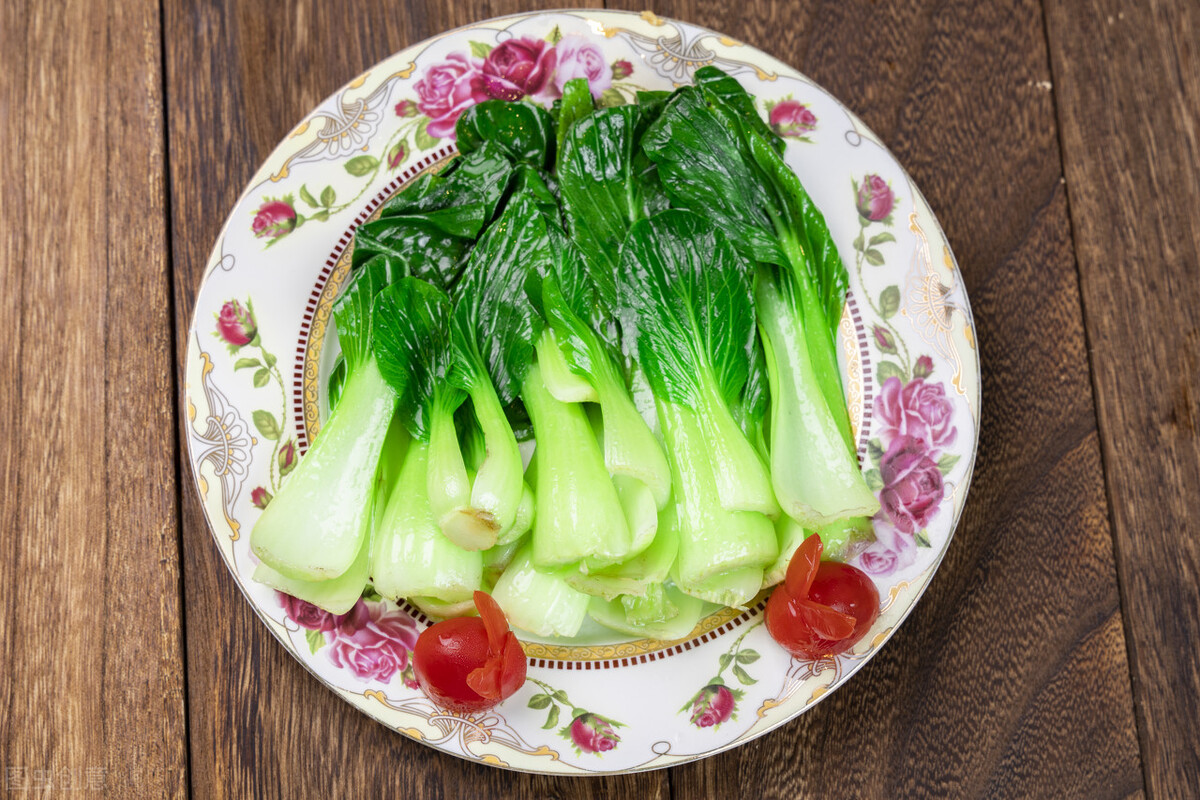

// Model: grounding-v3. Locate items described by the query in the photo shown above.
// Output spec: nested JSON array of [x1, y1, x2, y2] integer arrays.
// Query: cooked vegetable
[[250, 256, 398, 581], [617, 211, 779, 606], [253, 67, 883, 648], [642, 71, 879, 527]]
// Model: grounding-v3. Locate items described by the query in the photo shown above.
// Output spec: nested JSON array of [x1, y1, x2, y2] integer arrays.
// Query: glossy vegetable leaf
[[351, 219, 469, 290], [456, 100, 555, 169], [642, 78, 849, 339], [362, 142, 516, 288], [556, 78, 594, 157], [617, 210, 755, 409], [451, 190, 552, 404], [558, 105, 654, 315], [372, 277, 464, 440], [332, 255, 390, 373], [693, 65, 784, 155]]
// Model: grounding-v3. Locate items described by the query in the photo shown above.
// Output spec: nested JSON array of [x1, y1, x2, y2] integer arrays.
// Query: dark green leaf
[[735, 649, 760, 664], [327, 356, 347, 414], [252, 410, 281, 441], [557, 79, 595, 157], [451, 191, 550, 404], [693, 65, 785, 154], [732, 664, 757, 685], [527, 693, 552, 710], [558, 106, 650, 315], [344, 155, 379, 177], [468, 40, 493, 58], [543, 703, 560, 730], [869, 232, 896, 246], [379, 143, 513, 234], [332, 255, 390, 372], [864, 468, 884, 491], [352, 219, 470, 290], [937, 453, 961, 475], [867, 438, 885, 463], [299, 184, 318, 208], [865, 248, 885, 266], [880, 285, 901, 319], [372, 277, 463, 440], [734, 334, 770, 436], [320, 185, 336, 207], [234, 357, 260, 371], [877, 360, 906, 383], [642, 78, 849, 341], [617, 211, 756, 409], [455, 101, 555, 168], [252, 367, 270, 388]]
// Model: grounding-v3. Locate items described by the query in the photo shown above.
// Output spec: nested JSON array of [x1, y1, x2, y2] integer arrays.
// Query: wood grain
[[602, 0, 1145, 796], [0, 0, 189, 796], [163, 2, 664, 798], [1043, 0, 1200, 795]]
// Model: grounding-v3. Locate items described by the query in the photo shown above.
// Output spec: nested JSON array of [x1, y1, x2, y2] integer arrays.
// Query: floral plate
[[185, 9, 980, 775]]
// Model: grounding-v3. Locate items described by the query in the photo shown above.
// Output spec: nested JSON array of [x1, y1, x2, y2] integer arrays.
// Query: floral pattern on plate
[[184, 9, 980, 776]]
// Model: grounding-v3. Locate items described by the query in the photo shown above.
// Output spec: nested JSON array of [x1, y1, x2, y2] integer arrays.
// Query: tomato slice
[[766, 532, 880, 660], [412, 591, 527, 713]]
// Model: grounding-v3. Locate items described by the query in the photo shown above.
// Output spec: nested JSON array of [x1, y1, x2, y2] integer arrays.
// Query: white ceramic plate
[[184, 9, 980, 774]]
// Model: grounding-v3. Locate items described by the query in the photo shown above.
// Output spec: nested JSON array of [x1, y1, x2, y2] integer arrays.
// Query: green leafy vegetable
[[250, 257, 398, 580]]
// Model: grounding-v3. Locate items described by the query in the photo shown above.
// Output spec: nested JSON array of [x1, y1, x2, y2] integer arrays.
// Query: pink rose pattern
[[857, 372, 961, 576], [414, 52, 489, 138], [680, 624, 757, 730], [282, 595, 420, 685], [848, 169, 962, 576], [254, 31, 641, 244], [767, 98, 818, 139], [251, 198, 297, 243], [689, 684, 737, 728], [527, 679, 625, 755], [553, 35, 613, 99], [569, 714, 621, 754]]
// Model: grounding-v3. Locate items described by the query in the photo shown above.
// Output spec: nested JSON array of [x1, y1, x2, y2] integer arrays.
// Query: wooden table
[[2, 0, 1197, 796]]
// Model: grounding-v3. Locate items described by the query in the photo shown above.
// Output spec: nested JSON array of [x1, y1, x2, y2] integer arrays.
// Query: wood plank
[[164, 2, 667, 797], [600, 0, 1144, 796], [0, 0, 189, 796], [1043, 0, 1200, 794]]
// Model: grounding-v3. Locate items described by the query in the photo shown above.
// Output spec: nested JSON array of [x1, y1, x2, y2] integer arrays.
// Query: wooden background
[[2, 0, 1197, 796]]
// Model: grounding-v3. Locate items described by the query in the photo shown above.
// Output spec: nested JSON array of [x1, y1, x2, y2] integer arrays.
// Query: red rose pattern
[[856, 174, 895, 222], [689, 684, 737, 728], [569, 713, 620, 753], [769, 99, 818, 138], [481, 38, 557, 102], [251, 199, 297, 241]]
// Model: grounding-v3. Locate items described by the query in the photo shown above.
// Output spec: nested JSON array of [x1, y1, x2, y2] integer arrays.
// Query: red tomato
[[766, 533, 880, 660], [412, 591, 527, 713]]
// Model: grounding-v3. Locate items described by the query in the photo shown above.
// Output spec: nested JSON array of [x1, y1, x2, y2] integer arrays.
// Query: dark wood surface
[[1, 0, 1196, 796]]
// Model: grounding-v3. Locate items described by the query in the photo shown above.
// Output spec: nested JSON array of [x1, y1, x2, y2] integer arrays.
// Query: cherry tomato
[[766, 533, 880, 660], [412, 591, 526, 713]]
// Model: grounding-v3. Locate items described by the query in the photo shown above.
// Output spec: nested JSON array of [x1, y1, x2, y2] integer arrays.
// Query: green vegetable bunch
[[249, 71, 880, 641]]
